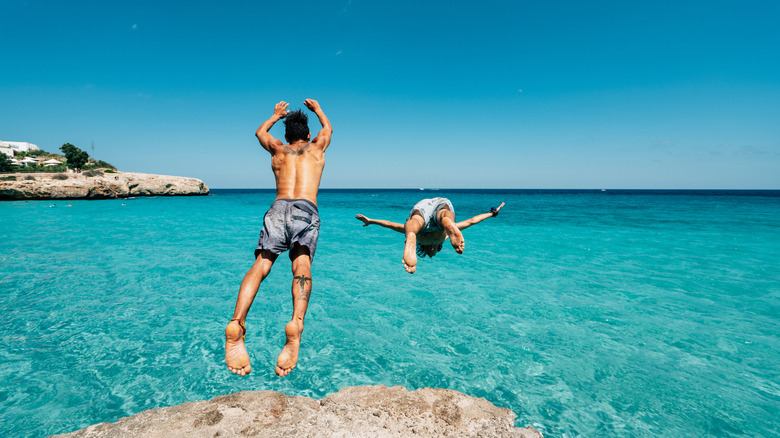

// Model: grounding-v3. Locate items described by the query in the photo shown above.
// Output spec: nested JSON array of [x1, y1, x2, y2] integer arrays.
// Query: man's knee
[[437, 207, 455, 222], [292, 260, 311, 276], [250, 251, 276, 276], [405, 215, 424, 232]]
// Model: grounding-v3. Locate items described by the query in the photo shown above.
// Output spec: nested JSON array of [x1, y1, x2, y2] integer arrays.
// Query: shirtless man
[[356, 199, 505, 273], [225, 99, 332, 377]]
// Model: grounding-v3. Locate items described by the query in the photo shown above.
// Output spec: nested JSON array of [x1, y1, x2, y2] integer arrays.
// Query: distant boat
[[601, 189, 606, 192]]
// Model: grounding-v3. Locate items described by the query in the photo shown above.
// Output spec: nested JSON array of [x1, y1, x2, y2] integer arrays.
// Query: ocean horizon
[[2, 188, 778, 437], [214, 188, 780, 193]]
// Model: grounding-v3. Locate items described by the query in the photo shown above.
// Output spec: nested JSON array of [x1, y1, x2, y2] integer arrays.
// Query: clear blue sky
[[2, 0, 779, 189]]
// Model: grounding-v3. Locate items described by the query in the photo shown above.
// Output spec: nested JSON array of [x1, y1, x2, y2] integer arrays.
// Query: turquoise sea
[[1, 189, 779, 437]]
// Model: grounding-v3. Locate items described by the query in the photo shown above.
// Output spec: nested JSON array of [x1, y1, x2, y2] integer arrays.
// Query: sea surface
[[1, 189, 779, 437]]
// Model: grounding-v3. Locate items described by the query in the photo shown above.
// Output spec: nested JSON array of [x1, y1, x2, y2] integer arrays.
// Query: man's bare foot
[[355, 214, 371, 226], [275, 318, 303, 377], [403, 234, 417, 273], [225, 320, 251, 376], [442, 217, 465, 254]]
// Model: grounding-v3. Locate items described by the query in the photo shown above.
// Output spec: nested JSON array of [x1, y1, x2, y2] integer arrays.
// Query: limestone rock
[[0, 171, 208, 200], [122, 172, 208, 197], [51, 385, 543, 438]]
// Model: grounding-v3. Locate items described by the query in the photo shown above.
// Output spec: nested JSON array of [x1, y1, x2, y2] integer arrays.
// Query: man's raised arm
[[455, 202, 505, 231], [304, 99, 333, 150], [255, 101, 289, 151]]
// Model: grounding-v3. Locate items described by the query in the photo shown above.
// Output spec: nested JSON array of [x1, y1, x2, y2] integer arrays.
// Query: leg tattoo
[[293, 275, 311, 302]]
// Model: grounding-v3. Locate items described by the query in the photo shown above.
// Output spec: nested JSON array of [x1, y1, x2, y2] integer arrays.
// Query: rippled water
[[1, 189, 779, 437]]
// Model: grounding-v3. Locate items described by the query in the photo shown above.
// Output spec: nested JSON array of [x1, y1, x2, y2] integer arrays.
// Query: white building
[[0, 141, 41, 156]]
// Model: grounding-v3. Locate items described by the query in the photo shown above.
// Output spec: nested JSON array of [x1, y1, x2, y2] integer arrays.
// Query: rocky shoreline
[[0, 171, 209, 200], [51, 385, 543, 438]]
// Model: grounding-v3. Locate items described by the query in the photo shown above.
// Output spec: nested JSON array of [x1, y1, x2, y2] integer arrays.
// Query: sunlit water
[[1, 189, 778, 437]]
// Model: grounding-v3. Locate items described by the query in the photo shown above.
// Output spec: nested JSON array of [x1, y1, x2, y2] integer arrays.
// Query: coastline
[[0, 171, 209, 200], [50, 385, 543, 438]]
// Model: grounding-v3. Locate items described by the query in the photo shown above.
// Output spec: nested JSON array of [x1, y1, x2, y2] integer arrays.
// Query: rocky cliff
[[0, 171, 208, 200], [51, 385, 543, 438]]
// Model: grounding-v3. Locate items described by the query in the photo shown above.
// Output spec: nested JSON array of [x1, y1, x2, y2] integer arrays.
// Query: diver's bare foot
[[225, 320, 251, 376], [355, 214, 371, 226], [275, 318, 303, 377], [442, 217, 465, 254], [403, 234, 417, 274]]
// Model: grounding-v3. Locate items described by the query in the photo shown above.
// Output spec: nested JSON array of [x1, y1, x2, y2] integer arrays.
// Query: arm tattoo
[[293, 275, 312, 302], [283, 144, 310, 156]]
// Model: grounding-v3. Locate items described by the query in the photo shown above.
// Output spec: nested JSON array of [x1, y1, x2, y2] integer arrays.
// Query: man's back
[[269, 140, 326, 204]]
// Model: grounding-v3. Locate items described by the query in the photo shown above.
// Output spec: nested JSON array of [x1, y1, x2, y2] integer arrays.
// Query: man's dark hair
[[284, 110, 310, 142], [417, 243, 443, 258]]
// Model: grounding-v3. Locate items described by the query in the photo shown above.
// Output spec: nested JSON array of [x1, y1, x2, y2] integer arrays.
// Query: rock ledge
[[51, 385, 543, 438], [0, 171, 208, 200]]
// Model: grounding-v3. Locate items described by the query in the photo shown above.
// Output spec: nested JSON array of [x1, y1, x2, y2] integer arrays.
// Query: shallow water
[[1, 189, 779, 437]]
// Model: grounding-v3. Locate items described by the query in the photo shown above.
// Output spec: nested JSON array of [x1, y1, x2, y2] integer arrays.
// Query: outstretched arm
[[355, 214, 405, 233], [304, 99, 333, 151], [455, 202, 505, 231], [255, 101, 289, 152]]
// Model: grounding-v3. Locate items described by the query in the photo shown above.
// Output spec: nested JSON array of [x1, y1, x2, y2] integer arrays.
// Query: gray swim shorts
[[256, 199, 320, 259], [407, 197, 455, 233]]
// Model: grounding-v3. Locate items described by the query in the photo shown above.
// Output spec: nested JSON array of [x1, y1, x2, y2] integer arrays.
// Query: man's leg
[[403, 214, 424, 274], [225, 250, 276, 376], [276, 244, 312, 377], [437, 207, 464, 254]]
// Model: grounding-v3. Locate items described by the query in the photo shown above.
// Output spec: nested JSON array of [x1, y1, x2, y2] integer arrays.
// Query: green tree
[[60, 143, 89, 169], [96, 160, 116, 170], [0, 153, 12, 172]]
